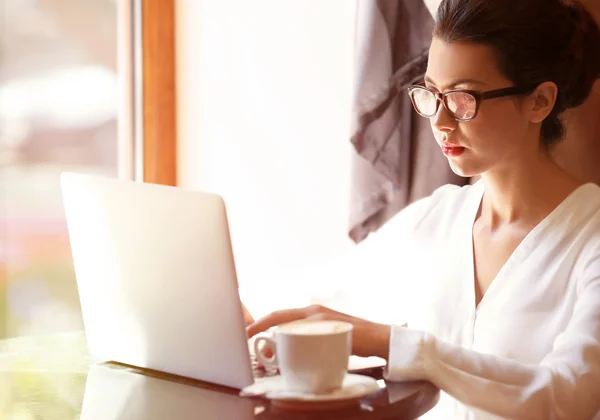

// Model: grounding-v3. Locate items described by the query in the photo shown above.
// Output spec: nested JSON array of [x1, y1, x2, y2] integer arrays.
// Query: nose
[[430, 100, 457, 135]]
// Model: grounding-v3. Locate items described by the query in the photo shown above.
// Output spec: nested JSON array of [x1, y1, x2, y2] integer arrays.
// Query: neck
[[479, 148, 577, 228]]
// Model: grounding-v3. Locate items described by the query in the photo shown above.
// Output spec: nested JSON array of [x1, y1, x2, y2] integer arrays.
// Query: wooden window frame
[[120, 0, 177, 186]]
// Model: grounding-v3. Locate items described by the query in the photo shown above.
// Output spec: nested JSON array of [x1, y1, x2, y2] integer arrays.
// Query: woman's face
[[424, 38, 536, 178]]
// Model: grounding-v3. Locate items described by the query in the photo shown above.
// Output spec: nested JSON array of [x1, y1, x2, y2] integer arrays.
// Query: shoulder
[[572, 183, 600, 245], [392, 181, 479, 230], [573, 184, 600, 292], [373, 181, 479, 240]]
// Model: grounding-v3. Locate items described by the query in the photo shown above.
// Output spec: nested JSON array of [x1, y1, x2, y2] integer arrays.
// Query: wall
[[176, 0, 360, 317]]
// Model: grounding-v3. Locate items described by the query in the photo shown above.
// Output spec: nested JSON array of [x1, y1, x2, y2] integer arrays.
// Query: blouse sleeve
[[384, 246, 600, 419]]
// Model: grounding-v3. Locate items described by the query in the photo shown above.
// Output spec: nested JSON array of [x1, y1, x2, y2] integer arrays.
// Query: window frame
[[121, 0, 177, 186]]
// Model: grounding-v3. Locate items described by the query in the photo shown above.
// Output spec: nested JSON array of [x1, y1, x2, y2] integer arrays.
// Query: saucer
[[240, 373, 380, 410]]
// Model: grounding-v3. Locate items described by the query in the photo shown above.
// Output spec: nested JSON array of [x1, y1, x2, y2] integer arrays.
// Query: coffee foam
[[278, 320, 352, 335]]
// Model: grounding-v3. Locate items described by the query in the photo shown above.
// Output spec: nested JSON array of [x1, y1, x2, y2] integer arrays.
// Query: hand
[[246, 304, 392, 360], [241, 302, 255, 327], [240, 302, 274, 366]]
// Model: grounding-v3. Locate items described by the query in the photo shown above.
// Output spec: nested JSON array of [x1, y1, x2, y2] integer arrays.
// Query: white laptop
[[60, 172, 385, 390]]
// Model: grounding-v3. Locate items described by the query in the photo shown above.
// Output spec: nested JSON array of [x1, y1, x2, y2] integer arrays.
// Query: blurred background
[[0, 0, 118, 339]]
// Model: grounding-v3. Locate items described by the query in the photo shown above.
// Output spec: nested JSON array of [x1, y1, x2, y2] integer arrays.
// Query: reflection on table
[[0, 331, 439, 420]]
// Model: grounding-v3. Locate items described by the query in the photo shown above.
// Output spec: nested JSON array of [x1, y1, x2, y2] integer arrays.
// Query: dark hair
[[434, 0, 600, 146]]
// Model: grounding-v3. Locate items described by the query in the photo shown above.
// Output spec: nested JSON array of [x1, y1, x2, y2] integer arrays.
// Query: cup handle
[[253, 336, 277, 369]]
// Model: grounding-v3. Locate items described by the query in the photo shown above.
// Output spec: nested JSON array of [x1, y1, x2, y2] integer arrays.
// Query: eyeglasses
[[408, 84, 538, 121]]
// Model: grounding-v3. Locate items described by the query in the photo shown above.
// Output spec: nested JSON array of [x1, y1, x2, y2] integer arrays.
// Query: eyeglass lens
[[412, 89, 477, 120]]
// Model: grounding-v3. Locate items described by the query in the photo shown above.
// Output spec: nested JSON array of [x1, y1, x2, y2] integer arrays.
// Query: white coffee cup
[[253, 320, 353, 394]]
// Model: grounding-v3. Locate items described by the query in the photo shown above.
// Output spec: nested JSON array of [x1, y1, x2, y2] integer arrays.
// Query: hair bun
[[561, 1, 600, 109]]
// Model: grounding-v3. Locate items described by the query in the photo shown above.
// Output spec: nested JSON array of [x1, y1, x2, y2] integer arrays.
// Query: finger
[[246, 307, 313, 338], [254, 342, 274, 369], [303, 308, 356, 323], [253, 339, 274, 358], [303, 313, 331, 322], [241, 303, 255, 326], [262, 344, 274, 358]]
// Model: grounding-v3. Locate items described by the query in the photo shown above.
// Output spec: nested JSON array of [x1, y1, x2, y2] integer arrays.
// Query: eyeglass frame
[[407, 83, 539, 121]]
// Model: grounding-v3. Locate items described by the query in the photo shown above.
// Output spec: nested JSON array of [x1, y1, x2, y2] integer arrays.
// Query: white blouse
[[376, 181, 600, 419]]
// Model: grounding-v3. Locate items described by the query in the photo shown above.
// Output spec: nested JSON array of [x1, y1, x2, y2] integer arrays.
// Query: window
[[176, 0, 360, 318], [0, 0, 120, 339]]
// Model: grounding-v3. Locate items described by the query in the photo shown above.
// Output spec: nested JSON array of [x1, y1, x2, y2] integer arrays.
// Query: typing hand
[[241, 302, 255, 327], [246, 304, 392, 360]]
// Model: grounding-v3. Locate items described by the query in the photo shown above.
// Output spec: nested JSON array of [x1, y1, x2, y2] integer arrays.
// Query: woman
[[246, 0, 600, 418]]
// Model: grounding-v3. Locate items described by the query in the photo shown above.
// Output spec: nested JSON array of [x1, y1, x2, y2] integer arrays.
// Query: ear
[[528, 81, 558, 123]]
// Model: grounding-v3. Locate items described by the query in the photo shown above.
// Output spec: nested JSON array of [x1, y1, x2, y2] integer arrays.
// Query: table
[[0, 332, 439, 419]]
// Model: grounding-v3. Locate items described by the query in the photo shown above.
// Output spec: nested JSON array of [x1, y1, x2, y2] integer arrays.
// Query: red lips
[[441, 144, 465, 157]]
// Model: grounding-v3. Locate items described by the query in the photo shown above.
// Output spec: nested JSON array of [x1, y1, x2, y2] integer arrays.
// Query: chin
[[447, 159, 485, 179]]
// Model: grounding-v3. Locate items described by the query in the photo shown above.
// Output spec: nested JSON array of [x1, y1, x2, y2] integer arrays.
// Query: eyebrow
[[424, 75, 486, 89]]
